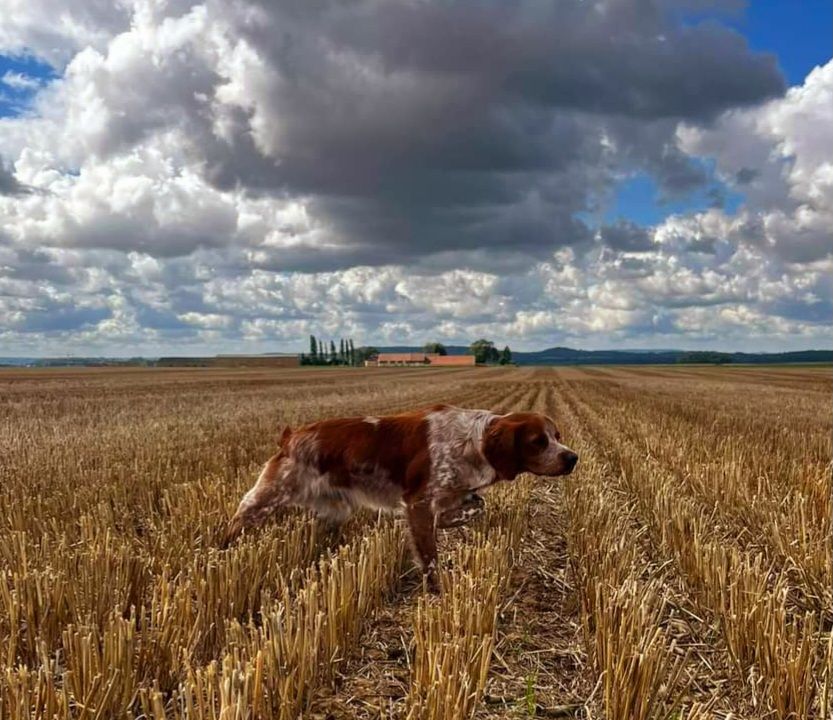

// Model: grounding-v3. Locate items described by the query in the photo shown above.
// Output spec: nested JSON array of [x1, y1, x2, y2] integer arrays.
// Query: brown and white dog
[[223, 404, 577, 585]]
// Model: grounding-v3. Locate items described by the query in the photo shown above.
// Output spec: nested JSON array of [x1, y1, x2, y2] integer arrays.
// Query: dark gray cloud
[[766, 294, 833, 324], [17, 305, 111, 332], [184, 0, 784, 268], [600, 221, 655, 252], [735, 167, 759, 185], [0, 1, 785, 270], [251, 0, 780, 119], [132, 303, 197, 331], [5, 248, 76, 283], [0, 159, 33, 196]]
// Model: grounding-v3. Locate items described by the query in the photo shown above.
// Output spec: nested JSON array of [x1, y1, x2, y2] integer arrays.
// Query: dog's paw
[[423, 571, 441, 595]]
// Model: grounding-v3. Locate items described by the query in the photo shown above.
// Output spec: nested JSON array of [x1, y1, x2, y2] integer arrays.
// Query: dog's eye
[[532, 434, 548, 448]]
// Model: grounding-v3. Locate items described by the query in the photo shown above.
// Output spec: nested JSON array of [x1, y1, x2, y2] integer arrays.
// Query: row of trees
[[301, 336, 378, 366], [301, 336, 513, 366]]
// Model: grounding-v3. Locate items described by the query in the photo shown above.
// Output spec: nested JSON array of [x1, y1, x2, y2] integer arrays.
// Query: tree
[[470, 339, 499, 364], [499, 345, 512, 365], [329, 340, 337, 363], [349, 339, 356, 366], [339, 338, 345, 363], [356, 346, 379, 364], [317, 338, 325, 360], [309, 334, 318, 361], [423, 342, 447, 356]]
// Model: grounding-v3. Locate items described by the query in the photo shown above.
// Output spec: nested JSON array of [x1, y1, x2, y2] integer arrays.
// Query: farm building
[[367, 353, 476, 367], [372, 353, 428, 366], [428, 355, 477, 366]]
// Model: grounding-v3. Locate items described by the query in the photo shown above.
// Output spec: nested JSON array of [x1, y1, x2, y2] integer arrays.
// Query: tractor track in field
[[308, 374, 594, 720], [307, 380, 534, 719], [552, 371, 761, 718], [476, 380, 591, 718]]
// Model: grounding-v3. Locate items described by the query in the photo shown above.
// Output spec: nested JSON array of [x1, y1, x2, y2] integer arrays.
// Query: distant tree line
[[302, 335, 354, 366], [676, 351, 732, 365], [301, 335, 379, 366], [469, 339, 513, 365]]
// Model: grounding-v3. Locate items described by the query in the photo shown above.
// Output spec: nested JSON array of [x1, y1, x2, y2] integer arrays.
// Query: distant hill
[[0, 357, 154, 367], [514, 347, 680, 365], [374, 346, 833, 365]]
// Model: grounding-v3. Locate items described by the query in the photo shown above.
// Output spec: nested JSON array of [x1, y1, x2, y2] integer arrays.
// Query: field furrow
[[307, 379, 533, 718], [557, 369, 832, 718]]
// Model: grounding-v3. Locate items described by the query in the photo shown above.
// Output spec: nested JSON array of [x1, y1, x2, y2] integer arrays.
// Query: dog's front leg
[[221, 452, 292, 547], [405, 497, 439, 592]]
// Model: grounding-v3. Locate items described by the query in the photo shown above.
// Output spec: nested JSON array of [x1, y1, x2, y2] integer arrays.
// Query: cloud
[[0, 0, 784, 269], [0, 0, 131, 66], [194, 0, 782, 262], [0, 158, 33, 196], [0, 0, 829, 354], [2, 71, 41, 90], [599, 221, 655, 252], [678, 62, 833, 264]]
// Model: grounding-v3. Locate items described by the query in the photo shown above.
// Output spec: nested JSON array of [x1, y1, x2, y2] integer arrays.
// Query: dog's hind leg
[[221, 452, 294, 547]]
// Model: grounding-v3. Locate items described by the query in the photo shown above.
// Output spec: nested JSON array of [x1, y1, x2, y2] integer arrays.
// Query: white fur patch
[[426, 406, 497, 495]]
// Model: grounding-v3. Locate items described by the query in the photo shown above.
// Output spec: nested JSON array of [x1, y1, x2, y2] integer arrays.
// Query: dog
[[223, 404, 577, 586]]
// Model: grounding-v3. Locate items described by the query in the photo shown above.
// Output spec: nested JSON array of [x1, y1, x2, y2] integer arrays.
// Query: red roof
[[428, 355, 476, 366], [377, 353, 428, 362], [374, 352, 476, 365]]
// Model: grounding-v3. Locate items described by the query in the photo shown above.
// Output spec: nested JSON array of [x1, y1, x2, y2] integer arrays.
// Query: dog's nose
[[563, 451, 578, 471]]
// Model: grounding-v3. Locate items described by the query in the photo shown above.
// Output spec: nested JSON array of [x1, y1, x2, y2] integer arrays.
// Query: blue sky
[[606, 0, 832, 230], [0, 55, 55, 117], [740, 0, 832, 85]]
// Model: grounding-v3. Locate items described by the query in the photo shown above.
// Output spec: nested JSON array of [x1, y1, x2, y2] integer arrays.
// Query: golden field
[[0, 364, 830, 719]]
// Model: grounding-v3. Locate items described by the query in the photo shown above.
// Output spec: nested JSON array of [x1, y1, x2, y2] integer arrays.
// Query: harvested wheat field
[[0, 364, 830, 719]]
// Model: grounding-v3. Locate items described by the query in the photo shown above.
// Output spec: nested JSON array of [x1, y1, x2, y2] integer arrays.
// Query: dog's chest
[[426, 409, 496, 491]]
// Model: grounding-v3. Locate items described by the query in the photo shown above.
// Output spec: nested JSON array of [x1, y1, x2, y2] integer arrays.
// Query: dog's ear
[[483, 417, 521, 480], [278, 426, 292, 448]]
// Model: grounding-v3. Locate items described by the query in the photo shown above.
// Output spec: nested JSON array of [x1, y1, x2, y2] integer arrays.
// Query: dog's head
[[482, 412, 578, 481]]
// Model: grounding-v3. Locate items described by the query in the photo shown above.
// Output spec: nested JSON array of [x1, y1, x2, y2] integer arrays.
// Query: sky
[[0, 0, 831, 356]]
